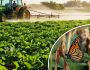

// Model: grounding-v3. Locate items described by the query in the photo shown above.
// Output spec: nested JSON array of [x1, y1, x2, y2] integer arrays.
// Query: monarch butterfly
[[68, 37, 83, 62]]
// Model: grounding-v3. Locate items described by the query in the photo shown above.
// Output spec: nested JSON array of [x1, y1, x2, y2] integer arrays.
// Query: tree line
[[41, 1, 90, 9], [41, 1, 64, 10], [64, 1, 90, 8]]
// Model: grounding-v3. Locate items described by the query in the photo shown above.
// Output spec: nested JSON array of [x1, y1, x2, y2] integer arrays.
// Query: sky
[[23, 0, 90, 4]]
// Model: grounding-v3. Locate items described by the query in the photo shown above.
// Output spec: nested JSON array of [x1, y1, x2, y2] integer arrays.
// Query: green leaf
[[0, 59, 2, 64], [0, 65, 7, 70], [2, 57, 6, 60], [17, 52, 22, 58], [0, 48, 3, 51], [13, 61, 19, 69], [24, 62, 32, 69]]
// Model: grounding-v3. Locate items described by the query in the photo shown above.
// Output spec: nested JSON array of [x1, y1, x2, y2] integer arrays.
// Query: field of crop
[[0, 20, 90, 70]]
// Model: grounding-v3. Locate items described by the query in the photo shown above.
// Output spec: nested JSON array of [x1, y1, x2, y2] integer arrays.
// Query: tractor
[[0, 0, 30, 21]]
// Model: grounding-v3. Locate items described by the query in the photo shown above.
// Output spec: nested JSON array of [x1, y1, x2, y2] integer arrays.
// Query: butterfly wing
[[68, 38, 83, 62]]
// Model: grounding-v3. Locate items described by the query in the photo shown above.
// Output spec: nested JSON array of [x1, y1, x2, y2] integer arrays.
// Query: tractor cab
[[0, 0, 23, 6], [0, 0, 23, 11], [0, 0, 30, 21]]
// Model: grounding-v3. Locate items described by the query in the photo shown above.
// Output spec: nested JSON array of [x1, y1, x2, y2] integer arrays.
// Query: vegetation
[[0, 20, 90, 70], [64, 1, 80, 7], [81, 1, 90, 8], [64, 1, 90, 8], [41, 1, 64, 10]]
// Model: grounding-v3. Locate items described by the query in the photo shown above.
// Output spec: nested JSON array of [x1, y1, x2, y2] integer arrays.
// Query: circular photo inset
[[48, 24, 90, 70]]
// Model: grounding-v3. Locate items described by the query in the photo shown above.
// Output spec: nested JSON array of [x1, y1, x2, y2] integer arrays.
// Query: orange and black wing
[[68, 38, 83, 62]]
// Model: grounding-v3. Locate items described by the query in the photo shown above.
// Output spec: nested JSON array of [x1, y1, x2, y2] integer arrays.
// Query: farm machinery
[[0, 0, 30, 21]]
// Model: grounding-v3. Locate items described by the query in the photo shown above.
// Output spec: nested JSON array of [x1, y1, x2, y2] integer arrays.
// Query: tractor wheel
[[22, 10, 30, 19], [1, 16, 6, 22], [18, 9, 30, 19], [0, 13, 6, 22]]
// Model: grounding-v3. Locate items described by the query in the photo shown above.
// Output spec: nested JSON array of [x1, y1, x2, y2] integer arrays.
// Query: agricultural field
[[0, 20, 90, 70]]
